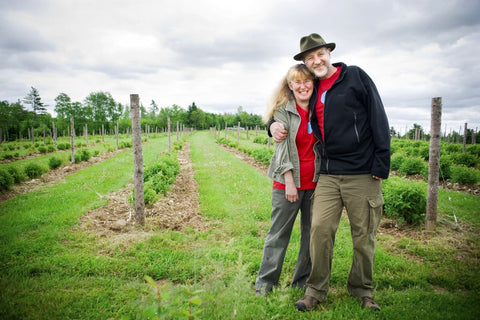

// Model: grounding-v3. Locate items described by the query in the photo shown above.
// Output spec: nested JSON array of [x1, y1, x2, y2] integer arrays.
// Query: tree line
[[1, 87, 478, 144], [0, 87, 264, 141]]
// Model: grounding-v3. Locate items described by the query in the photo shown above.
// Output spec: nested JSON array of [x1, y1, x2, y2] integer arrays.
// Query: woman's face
[[288, 77, 314, 104]]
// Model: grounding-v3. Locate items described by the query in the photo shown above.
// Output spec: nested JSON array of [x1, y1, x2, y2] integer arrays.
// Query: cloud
[[0, 0, 479, 132]]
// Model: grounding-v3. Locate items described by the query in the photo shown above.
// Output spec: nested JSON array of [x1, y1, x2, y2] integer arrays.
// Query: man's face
[[303, 47, 332, 79]]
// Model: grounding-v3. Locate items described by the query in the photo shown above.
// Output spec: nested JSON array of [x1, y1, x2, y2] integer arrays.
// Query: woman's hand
[[285, 182, 299, 203]]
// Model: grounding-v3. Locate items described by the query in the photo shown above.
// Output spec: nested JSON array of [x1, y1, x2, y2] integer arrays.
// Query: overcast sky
[[1, 0, 479, 134]]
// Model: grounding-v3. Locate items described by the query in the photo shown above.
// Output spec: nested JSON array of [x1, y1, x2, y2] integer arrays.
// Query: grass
[[1, 131, 479, 319]]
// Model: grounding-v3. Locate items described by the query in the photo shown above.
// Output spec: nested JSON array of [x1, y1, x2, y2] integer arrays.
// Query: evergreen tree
[[23, 87, 47, 116]]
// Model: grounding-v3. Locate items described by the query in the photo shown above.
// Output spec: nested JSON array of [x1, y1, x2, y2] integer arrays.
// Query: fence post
[[168, 117, 171, 152], [130, 94, 145, 226], [70, 117, 75, 164], [463, 123, 468, 152], [426, 97, 442, 231]]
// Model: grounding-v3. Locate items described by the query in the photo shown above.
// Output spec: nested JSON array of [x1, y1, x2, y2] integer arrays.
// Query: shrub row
[[131, 145, 182, 205], [0, 163, 48, 191], [216, 137, 273, 165], [0, 148, 103, 191], [391, 139, 480, 168], [391, 152, 480, 185]]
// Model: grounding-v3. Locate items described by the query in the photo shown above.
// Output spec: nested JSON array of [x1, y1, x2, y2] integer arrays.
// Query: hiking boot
[[295, 295, 319, 311], [361, 296, 381, 311]]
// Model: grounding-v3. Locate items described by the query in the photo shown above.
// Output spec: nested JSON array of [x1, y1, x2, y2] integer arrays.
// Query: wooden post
[[102, 124, 105, 142], [130, 94, 145, 226], [176, 121, 179, 142], [116, 121, 119, 150], [52, 121, 57, 147], [237, 121, 240, 143], [70, 117, 75, 164], [168, 117, 171, 152], [462, 123, 467, 152], [426, 97, 442, 231]]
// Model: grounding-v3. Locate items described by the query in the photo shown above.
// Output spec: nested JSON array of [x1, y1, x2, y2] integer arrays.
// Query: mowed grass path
[[0, 131, 479, 319]]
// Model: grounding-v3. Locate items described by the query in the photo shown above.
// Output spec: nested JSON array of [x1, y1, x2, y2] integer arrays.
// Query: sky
[[1, 0, 479, 135]]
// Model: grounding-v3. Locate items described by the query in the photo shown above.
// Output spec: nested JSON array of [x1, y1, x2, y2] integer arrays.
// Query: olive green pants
[[305, 174, 384, 301]]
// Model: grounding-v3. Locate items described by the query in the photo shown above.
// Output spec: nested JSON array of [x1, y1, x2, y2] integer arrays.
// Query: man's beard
[[313, 67, 329, 79]]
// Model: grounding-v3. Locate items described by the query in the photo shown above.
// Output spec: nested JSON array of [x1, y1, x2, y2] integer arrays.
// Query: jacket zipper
[[353, 112, 360, 143]]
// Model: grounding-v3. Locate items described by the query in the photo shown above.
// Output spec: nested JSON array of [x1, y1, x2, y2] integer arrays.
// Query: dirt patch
[[78, 141, 208, 237]]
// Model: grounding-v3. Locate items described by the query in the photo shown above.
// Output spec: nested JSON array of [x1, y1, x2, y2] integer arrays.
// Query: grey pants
[[255, 188, 314, 293]]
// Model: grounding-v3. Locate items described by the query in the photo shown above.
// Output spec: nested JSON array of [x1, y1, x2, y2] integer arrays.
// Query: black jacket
[[310, 62, 390, 179]]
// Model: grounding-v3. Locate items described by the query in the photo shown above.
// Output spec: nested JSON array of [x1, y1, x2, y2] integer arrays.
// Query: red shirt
[[273, 104, 317, 190], [315, 66, 341, 141]]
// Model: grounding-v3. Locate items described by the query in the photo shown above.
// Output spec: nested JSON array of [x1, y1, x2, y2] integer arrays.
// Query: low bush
[[38, 146, 48, 153], [251, 148, 274, 164], [418, 146, 430, 160], [144, 181, 160, 204], [439, 154, 453, 180], [6, 166, 24, 183], [24, 163, 45, 179], [0, 168, 14, 190], [466, 144, 480, 157], [450, 165, 480, 185], [253, 136, 268, 144], [80, 149, 91, 162], [119, 141, 132, 149], [383, 177, 426, 225], [443, 143, 462, 154], [390, 152, 406, 171], [398, 156, 427, 176], [134, 150, 182, 205], [48, 157, 63, 170], [2, 153, 14, 160], [450, 152, 478, 168], [57, 143, 71, 150]]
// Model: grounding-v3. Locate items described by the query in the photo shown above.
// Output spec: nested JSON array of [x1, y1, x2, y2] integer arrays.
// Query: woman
[[255, 64, 318, 295]]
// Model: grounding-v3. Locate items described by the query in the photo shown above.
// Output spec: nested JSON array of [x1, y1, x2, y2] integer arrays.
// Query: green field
[[1, 131, 479, 319]]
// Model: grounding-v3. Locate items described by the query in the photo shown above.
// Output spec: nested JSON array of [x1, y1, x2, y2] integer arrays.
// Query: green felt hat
[[294, 33, 335, 61]]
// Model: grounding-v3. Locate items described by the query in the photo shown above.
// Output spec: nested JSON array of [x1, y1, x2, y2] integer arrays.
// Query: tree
[[149, 100, 159, 119], [54, 93, 74, 119], [23, 87, 47, 118], [406, 123, 425, 140], [0, 100, 35, 140], [83, 91, 117, 132]]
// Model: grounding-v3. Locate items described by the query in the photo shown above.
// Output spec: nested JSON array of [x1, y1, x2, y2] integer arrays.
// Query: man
[[269, 33, 390, 312]]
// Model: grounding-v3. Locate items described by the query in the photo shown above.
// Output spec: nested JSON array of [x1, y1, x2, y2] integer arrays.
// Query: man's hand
[[270, 122, 288, 142]]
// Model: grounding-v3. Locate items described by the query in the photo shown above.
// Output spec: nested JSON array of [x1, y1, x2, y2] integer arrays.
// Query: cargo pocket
[[367, 195, 384, 233]]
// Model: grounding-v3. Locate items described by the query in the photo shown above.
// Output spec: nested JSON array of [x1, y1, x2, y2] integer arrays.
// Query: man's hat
[[293, 33, 336, 61]]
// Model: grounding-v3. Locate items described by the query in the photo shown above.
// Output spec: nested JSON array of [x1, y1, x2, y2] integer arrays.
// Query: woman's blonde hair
[[262, 64, 314, 123]]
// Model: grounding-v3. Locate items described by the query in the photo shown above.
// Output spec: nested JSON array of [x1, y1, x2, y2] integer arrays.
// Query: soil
[[78, 141, 208, 237]]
